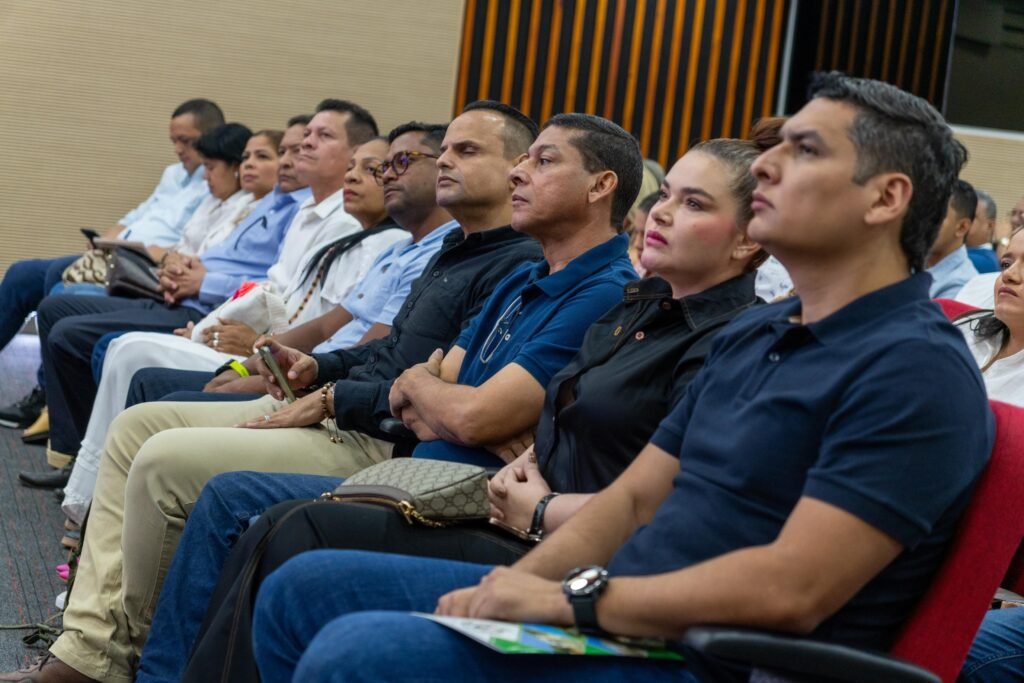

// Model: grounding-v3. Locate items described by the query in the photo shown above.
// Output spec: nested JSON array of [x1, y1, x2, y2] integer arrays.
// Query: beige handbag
[[62, 249, 109, 285], [321, 459, 490, 527]]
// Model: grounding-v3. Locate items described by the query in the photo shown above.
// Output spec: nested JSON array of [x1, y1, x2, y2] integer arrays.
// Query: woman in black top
[[156, 122, 784, 683]]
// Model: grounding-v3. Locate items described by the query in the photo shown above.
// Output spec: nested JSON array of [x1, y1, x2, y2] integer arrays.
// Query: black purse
[[105, 246, 164, 301]]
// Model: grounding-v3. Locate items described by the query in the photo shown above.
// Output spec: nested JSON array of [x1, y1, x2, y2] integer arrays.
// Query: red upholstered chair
[[683, 400, 1024, 683], [935, 298, 980, 321]]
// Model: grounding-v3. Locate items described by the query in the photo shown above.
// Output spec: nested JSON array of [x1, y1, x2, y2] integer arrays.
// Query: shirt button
[[768, 352, 781, 362], [390, 335, 398, 342], [504, 333, 511, 341], [406, 301, 414, 308], [661, 302, 672, 310], [368, 354, 378, 363], [357, 293, 364, 299], [635, 331, 645, 341], [432, 270, 441, 277]]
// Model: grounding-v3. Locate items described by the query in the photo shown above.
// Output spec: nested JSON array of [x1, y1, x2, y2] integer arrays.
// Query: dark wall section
[[454, 0, 790, 168], [785, 0, 957, 114]]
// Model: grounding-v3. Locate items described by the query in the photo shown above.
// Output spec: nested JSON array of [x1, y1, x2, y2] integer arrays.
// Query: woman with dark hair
[[133, 121, 784, 683], [957, 227, 1024, 407], [158, 122, 255, 260]]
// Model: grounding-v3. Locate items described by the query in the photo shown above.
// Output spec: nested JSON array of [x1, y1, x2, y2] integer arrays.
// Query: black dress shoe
[[0, 385, 45, 428], [19, 463, 72, 490]]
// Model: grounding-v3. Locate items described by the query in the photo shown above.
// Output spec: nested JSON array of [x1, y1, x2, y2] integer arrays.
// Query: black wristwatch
[[562, 565, 609, 633]]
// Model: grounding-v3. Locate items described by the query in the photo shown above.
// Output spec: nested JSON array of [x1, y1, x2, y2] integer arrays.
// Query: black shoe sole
[[18, 471, 71, 490], [21, 431, 49, 445]]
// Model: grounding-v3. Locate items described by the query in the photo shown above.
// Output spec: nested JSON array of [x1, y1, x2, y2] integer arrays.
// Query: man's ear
[[588, 170, 618, 207], [954, 216, 972, 241], [864, 172, 913, 227]]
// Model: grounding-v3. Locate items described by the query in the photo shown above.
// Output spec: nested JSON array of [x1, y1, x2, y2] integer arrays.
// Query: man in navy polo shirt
[[246, 73, 994, 683]]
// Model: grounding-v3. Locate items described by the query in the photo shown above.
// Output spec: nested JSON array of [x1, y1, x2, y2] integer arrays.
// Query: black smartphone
[[80, 228, 101, 248], [257, 345, 296, 403]]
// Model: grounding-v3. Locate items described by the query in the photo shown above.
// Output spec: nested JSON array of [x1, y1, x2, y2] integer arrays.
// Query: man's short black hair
[[543, 113, 643, 230], [975, 188, 997, 221], [461, 100, 539, 158], [949, 179, 978, 223], [287, 114, 313, 129], [194, 122, 252, 165], [172, 99, 225, 133], [387, 122, 449, 153], [809, 71, 968, 272], [314, 99, 379, 146]]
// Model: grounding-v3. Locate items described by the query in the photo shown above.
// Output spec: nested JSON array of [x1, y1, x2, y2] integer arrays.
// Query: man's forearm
[[402, 373, 485, 445]]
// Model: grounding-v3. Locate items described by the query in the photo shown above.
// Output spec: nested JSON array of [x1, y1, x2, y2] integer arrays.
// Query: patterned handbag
[[321, 459, 489, 527]]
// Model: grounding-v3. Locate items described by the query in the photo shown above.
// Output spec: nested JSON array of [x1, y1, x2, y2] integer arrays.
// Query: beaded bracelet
[[320, 382, 342, 443]]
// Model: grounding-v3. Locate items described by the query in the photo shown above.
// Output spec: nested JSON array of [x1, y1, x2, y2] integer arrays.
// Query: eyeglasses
[[373, 151, 439, 185]]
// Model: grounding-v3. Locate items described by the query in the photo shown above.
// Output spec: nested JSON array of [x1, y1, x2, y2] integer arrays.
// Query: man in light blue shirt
[[0, 98, 225, 429], [927, 179, 979, 299]]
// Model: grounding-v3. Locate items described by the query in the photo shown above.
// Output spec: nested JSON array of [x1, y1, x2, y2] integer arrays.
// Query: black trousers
[[181, 500, 531, 683], [36, 293, 204, 454]]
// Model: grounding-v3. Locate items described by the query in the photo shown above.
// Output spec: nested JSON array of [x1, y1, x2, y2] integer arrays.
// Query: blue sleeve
[[802, 340, 993, 548], [123, 185, 210, 247], [371, 246, 431, 325], [511, 281, 623, 389]]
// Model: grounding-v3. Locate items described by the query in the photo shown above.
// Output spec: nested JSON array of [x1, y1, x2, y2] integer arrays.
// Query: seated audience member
[[148, 122, 256, 263], [33, 99, 374, 468], [239, 73, 991, 683], [0, 101, 543, 683], [52, 131, 440, 518], [139, 123, 779, 683], [927, 179, 979, 298], [0, 98, 224, 430], [955, 227, 1024, 407], [966, 189, 999, 274], [626, 191, 659, 276]]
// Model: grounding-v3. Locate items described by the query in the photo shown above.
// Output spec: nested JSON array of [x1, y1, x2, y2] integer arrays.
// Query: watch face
[[566, 566, 606, 595]]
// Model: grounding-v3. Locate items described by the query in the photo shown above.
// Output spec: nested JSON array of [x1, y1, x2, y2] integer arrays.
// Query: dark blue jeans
[[124, 367, 259, 409], [0, 254, 78, 388], [959, 608, 1024, 682], [252, 550, 697, 682], [135, 472, 338, 683]]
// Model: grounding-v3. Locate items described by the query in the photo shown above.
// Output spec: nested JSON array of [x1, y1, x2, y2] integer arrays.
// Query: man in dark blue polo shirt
[[245, 74, 995, 683]]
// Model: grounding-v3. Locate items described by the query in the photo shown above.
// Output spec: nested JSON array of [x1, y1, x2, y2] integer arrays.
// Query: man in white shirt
[[0, 99, 225, 429], [33, 100, 377, 471]]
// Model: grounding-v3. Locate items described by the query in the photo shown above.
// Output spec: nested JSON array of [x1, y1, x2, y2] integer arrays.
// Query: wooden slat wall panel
[[454, 0, 791, 169], [810, 0, 955, 107], [0, 1, 464, 279]]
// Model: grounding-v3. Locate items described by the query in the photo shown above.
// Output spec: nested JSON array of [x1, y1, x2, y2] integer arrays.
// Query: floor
[[0, 334, 67, 670]]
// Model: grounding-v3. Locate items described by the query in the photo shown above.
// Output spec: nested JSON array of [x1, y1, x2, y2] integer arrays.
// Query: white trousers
[[62, 332, 242, 524]]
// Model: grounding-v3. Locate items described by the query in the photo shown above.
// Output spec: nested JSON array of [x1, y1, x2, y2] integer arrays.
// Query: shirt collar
[[310, 187, 348, 220], [779, 272, 932, 346], [678, 273, 759, 329], [183, 163, 206, 186], [525, 232, 630, 298], [417, 219, 460, 247], [929, 245, 972, 279], [278, 186, 312, 208]]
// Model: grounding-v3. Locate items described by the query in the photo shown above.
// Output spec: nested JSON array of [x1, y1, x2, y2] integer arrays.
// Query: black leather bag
[[105, 246, 164, 301]]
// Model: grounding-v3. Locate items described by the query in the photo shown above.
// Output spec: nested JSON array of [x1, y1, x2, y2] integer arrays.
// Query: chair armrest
[[379, 417, 417, 442], [682, 626, 939, 683]]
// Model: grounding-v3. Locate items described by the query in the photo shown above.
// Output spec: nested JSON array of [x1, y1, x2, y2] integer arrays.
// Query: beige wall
[[954, 126, 1024, 229], [0, 0, 464, 277]]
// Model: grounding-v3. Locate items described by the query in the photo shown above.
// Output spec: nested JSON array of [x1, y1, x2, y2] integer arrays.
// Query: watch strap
[[570, 594, 602, 633], [528, 492, 560, 538]]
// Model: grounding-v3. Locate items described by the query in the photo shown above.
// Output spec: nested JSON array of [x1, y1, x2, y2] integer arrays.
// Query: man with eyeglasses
[[0, 98, 224, 432]]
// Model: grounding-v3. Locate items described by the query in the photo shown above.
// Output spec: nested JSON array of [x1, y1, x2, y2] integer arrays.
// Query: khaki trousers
[[50, 395, 392, 682]]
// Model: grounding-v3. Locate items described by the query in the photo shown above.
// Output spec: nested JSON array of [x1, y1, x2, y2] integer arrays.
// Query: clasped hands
[[387, 348, 445, 441], [158, 252, 207, 303]]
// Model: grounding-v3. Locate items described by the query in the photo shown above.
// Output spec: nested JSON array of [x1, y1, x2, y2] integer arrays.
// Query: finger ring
[[214, 338, 219, 348], [214, 332, 221, 342], [263, 414, 271, 423]]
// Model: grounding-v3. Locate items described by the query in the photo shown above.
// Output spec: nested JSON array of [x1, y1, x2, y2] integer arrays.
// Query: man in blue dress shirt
[[240, 74, 992, 683], [0, 98, 225, 428]]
